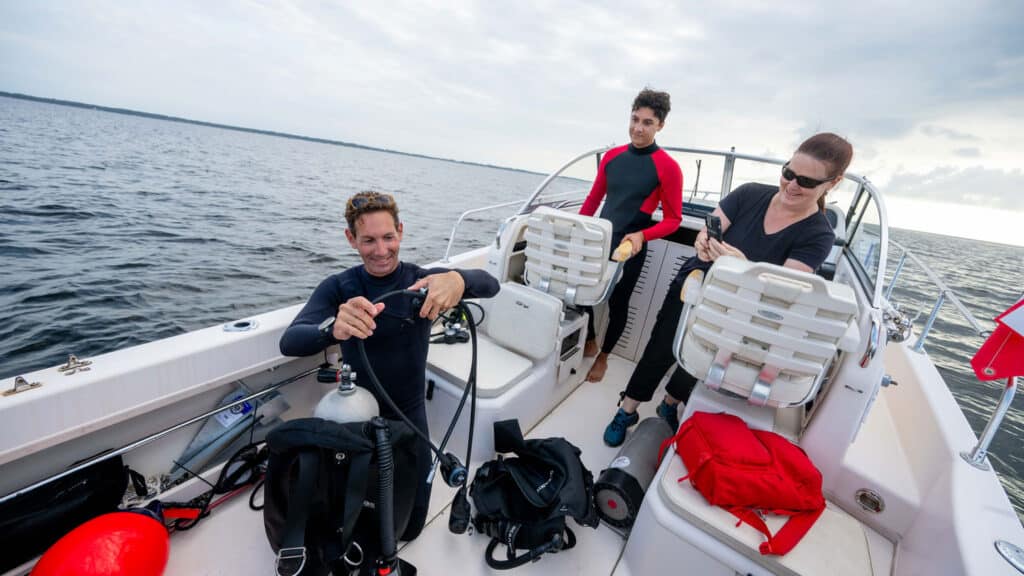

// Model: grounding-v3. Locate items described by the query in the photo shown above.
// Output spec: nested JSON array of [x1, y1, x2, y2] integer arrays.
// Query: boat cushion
[[427, 333, 533, 399], [481, 282, 562, 361], [659, 445, 888, 576]]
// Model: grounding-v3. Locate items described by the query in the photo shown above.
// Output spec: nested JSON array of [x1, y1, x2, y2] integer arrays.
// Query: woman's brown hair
[[796, 133, 853, 213]]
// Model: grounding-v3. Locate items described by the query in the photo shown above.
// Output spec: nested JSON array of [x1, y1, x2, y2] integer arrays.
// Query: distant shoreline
[[0, 90, 545, 177]]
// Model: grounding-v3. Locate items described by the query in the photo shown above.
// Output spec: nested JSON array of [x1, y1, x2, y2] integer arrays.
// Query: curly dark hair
[[632, 88, 671, 123], [344, 191, 399, 233]]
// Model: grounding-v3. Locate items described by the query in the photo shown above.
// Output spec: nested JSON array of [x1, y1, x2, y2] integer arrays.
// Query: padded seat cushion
[[658, 446, 890, 576], [427, 334, 533, 399]]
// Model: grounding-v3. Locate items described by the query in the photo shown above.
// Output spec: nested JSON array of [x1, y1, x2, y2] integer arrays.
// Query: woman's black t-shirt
[[679, 182, 835, 280]]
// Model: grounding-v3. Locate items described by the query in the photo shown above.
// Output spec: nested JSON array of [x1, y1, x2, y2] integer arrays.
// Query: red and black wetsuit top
[[579, 142, 683, 247]]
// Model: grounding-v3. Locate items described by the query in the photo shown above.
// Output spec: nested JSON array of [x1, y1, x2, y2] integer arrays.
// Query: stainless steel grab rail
[[885, 240, 989, 351]]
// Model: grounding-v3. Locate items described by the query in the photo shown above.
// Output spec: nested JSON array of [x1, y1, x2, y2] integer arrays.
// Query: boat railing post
[[720, 148, 736, 198], [884, 251, 908, 302], [961, 377, 1018, 471], [912, 290, 946, 352]]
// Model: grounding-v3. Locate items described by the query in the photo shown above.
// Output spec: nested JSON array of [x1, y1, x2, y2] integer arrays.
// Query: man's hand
[[622, 231, 645, 257], [707, 238, 747, 261], [408, 271, 465, 320], [333, 297, 386, 340]]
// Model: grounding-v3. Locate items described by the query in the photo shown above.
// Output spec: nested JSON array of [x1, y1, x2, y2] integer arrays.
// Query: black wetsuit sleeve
[[454, 268, 500, 298], [418, 267, 500, 299], [279, 275, 343, 357]]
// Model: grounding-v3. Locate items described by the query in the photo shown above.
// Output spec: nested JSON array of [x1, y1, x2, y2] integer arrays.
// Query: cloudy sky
[[2, 0, 1022, 245]]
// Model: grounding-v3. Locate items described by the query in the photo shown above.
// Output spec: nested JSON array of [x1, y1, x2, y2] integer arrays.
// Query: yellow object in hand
[[612, 239, 633, 262]]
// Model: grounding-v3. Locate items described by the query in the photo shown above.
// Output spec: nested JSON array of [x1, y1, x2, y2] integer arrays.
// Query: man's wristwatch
[[318, 316, 336, 336]]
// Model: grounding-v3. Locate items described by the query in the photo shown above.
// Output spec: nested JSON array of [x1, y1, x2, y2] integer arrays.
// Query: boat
[[2, 144, 1022, 575]]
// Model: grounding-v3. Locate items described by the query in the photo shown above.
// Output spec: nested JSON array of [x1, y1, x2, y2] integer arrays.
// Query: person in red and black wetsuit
[[579, 88, 683, 382]]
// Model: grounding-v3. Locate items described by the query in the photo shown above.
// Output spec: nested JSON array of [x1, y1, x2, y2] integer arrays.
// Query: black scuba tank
[[594, 417, 673, 532]]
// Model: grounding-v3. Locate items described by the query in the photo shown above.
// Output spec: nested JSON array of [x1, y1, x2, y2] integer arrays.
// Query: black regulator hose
[[370, 417, 398, 573], [351, 288, 478, 489]]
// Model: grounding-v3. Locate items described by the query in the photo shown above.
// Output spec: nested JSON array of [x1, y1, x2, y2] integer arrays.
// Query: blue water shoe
[[657, 399, 680, 432], [603, 408, 640, 447]]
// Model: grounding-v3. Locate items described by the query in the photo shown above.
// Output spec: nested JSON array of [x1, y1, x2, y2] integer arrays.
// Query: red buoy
[[33, 511, 169, 576]]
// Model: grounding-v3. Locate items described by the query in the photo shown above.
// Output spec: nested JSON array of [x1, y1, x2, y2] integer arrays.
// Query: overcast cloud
[[1, 0, 1022, 243]]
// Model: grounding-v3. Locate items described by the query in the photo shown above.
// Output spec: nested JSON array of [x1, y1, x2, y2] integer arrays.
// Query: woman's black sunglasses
[[781, 163, 834, 189]]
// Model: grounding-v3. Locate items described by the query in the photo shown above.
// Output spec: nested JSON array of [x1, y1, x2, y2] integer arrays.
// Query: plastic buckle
[[276, 546, 307, 576]]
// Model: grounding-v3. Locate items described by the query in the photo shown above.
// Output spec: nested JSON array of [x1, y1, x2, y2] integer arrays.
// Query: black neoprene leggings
[[584, 242, 648, 354], [623, 269, 700, 404]]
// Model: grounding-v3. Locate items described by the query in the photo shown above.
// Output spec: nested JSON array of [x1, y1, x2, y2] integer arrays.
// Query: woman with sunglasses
[[602, 132, 852, 447]]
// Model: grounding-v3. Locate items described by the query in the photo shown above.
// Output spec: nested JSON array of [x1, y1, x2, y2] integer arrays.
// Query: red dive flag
[[971, 299, 1024, 381]]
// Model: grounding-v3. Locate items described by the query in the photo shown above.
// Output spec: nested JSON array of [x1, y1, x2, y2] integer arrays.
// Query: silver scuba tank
[[594, 417, 673, 531], [314, 364, 380, 424]]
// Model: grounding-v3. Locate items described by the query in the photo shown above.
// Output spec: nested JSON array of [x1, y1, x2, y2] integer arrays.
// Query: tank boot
[[603, 408, 639, 447]]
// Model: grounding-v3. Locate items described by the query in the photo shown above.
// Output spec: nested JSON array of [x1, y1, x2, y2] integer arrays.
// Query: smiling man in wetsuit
[[580, 88, 683, 382], [279, 190, 499, 541]]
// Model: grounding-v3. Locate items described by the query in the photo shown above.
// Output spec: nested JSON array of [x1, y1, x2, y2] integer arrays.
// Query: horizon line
[[0, 90, 547, 178]]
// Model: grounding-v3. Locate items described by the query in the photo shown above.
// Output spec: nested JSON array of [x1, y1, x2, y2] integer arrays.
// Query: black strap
[[493, 419, 527, 454], [277, 451, 319, 576], [338, 450, 372, 549], [483, 526, 575, 570]]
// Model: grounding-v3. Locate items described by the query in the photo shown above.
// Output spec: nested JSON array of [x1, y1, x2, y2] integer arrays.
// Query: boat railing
[[512, 144, 891, 309], [884, 240, 989, 351], [440, 190, 584, 263]]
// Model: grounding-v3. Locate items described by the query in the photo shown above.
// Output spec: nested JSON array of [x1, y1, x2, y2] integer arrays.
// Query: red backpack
[[659, 411, 826, 556]]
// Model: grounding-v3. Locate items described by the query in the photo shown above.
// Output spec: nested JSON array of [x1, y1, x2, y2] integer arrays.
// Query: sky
[[1, 0, 1022, 246]]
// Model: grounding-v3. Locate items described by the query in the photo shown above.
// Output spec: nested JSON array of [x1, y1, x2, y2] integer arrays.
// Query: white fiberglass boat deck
[[3, 144, 1022, 576]]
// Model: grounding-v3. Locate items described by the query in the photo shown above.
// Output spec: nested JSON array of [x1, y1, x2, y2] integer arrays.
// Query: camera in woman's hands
[[705, 214, 723, 242]]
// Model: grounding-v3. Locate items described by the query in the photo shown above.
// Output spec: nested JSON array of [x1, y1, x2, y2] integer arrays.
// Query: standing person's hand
[[334, 297, 386, 340], [407, 271, 465, 320], [622, 231, 645, 258]]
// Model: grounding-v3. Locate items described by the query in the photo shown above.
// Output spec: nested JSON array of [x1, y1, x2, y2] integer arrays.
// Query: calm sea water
[[2, 96, 1023, 517]]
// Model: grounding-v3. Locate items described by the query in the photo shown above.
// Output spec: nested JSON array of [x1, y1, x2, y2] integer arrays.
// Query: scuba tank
[[314, 364, 379, 424], [594, 417, 673, 532]]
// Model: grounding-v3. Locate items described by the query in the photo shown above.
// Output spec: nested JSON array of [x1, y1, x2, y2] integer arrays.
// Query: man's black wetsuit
[[625, 183, 835, 404], [279, 263, 499, 540], [579, 142, 683, 354]]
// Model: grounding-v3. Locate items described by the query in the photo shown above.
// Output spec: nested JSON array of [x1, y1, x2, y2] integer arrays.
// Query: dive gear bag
[[469, 419, 599, 570], [263, 418, 419, 576], [660, 411, 826, 556], [0, 455, 139, 573]]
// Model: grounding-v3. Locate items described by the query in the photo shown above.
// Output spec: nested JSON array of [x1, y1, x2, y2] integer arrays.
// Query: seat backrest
[[480, 282, 563, 360], [521, 206, 615, 307], [678, 257, 860, 408]]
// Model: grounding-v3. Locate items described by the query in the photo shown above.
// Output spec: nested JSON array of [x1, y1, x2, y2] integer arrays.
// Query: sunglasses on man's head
[[348, 193, 396, 210], [781, 163, 834, 189]]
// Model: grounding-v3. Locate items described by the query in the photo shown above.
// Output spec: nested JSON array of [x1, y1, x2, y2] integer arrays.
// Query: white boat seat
[[522, 206, 617, 307], [675, 257, 860, 407], [426, 282, 562, 397], [658, 447, 892, 576], [427, 334, 533, 398]]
